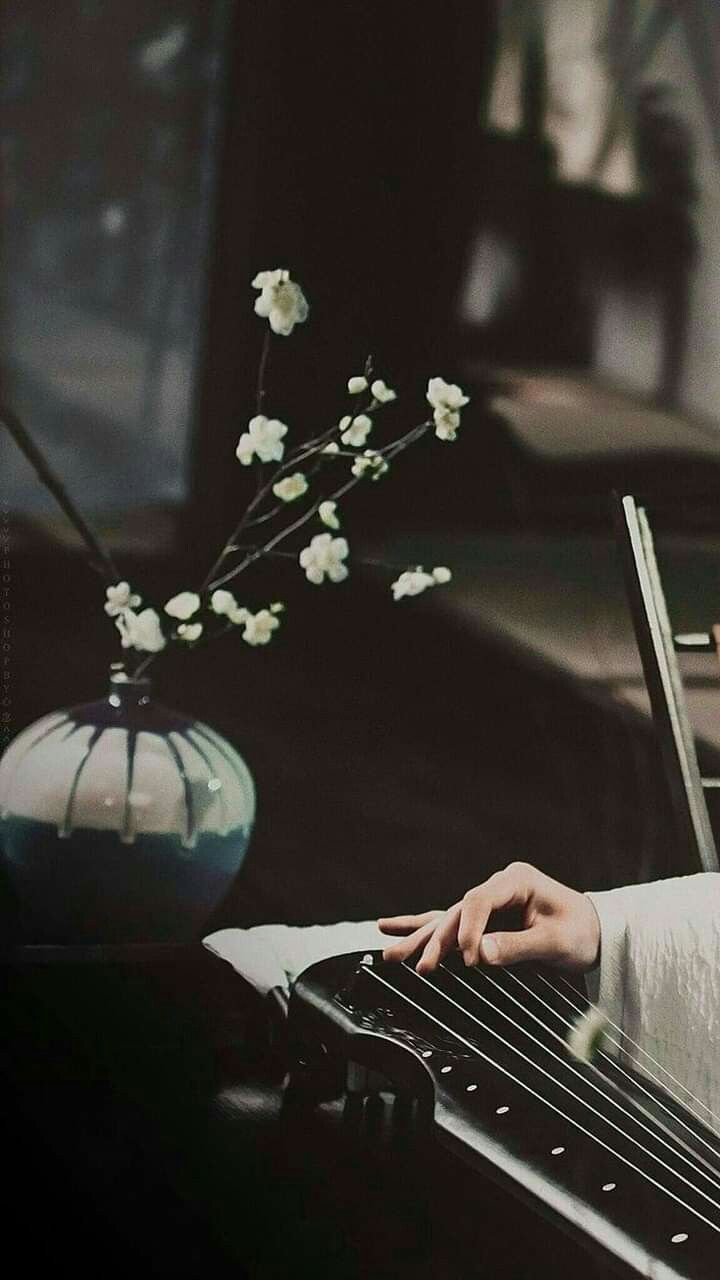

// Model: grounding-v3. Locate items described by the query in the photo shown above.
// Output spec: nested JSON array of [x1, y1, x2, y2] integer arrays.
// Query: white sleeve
[[585, 874, 720, 1130], [204, 920, 387, 998]]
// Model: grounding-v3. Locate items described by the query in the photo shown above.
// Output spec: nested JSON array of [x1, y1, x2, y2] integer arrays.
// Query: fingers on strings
[[382, 865, 542, 972]]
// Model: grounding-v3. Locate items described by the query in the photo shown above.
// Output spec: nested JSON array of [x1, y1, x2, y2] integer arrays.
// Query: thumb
[[480, 924, 554, 967]]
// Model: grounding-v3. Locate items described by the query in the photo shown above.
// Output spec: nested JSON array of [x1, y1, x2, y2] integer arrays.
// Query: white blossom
[[272, 472, 308, 502], [351, 449, 388, 480], [567, 1005, 608, 1064], [269, 602, 285, 614], [391, 565, 453, 601], [426, 377, 469, 412], [242, 608, 280, 646], [211, 589, 237, 616], [115, 608, 166, 653], [177, 622, 203, 643], [391, 568, 436, 601], [347, 375, 368, 394], [105, 582, 141, 617], [252, 269, 309, 336], [319, 500, 340, 530], [299, 532, 349, 585], [164, 591, 200, 621], [426, 377, 469, 441], [228, 604, 250, 626], [236, 415, 288, 466], [371, 379, 396, 403], [322, 441, 340, 456], [340, 414, 372, 447], [433, 408, 461, 441], [210, 590, 250, 627]]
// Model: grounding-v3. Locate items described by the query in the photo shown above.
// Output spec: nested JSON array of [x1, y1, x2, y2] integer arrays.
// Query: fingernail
[[481, 936, 499, 963]]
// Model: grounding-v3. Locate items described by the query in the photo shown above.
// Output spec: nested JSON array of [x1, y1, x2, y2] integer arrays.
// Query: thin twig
[[252, 333, 272, 501], [131, 653, 155, 679], [207, 422, 431, 593], [205, 378, 386, 589], [0, 402, 120, 584], [255, 331, 271, 416], [199, 425, 339, 589], [228, 546, 426, 571], [245, 455, 326, 531], [200, 398, 413, 589]]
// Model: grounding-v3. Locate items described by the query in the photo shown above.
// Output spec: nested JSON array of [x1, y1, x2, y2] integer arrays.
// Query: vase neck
[[108, 668, 152, 710]]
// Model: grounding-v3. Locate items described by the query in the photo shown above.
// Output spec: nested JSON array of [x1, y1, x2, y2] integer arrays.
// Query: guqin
[[288, 951, 720, 1280]]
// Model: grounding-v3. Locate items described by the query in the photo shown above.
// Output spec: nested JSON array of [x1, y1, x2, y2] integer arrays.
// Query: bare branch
[[0, 401, 120, 584]]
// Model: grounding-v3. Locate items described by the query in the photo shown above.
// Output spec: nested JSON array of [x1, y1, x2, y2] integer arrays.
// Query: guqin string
[[360, 962, 720, 1235], [499, 968, 720, 1170], [412, 963, 720, 1212], [549, 972, 720, 1128], [439, 962, 720, 1195]]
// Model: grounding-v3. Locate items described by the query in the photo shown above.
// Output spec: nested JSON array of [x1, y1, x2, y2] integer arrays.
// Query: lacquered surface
[[291, 952, 720, 1280]]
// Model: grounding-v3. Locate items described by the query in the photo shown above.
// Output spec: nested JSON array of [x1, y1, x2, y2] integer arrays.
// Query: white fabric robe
[[586, 874, 720, 1134]]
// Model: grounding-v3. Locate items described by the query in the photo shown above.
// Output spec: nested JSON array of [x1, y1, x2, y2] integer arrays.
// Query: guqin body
[[289, 951, 720, 1280]]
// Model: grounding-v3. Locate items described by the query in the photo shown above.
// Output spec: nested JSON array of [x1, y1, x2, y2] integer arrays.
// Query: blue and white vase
[[0, 669, 255, 944]]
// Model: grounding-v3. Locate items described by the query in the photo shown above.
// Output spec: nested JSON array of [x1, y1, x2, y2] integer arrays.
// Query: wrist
[[581, 892, 602, 971]]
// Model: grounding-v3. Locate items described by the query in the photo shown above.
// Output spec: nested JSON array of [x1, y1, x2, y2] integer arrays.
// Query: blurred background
[[4, 0, 720, 924]]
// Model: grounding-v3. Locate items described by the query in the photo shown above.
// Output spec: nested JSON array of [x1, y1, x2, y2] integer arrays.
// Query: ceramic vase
[[0, 669, 255, 944]]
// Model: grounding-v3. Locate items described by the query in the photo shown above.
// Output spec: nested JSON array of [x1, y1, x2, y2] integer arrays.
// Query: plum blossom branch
[[205, 416, 433, 594], [206, 470, 364, 592], [104, 269, 469, 673], [225, 545, 452, 580], [199, 380, 395, 588]]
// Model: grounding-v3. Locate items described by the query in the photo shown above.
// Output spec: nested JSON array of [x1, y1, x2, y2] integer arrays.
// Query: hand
[[378, 862, 601, 975]]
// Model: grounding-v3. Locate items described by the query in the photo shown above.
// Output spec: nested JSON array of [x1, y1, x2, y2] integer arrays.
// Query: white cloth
[[586, 874, 720, 1133], [203, 920, 387, 999]]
